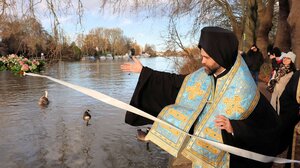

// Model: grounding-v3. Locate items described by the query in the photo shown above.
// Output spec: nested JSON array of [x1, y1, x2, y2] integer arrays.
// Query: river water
[[0, 57, 183, 168]]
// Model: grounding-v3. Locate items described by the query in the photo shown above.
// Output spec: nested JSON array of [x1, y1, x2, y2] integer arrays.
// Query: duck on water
[[38, 90, 49, 106], [83, 109, 91, 126]]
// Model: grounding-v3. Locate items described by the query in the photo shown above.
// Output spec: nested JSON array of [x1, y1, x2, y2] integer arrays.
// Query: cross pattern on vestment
[[223, 95, 244, 116], [186, 83, 205, 100], [167, 109, 188, 122]]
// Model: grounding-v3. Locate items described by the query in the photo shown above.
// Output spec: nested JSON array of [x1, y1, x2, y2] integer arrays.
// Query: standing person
[[121, 27, 279, 168], [269, 47, 282, 71], [268, 47, 282, 82], [267, 51, 296, 114], [277, 70, 300, 168], [267, 44, 274, 57], [243, 44, 264, 84]]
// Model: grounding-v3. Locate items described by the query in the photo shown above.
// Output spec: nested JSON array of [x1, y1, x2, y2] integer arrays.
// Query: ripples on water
[[0, 57, 183, 168]]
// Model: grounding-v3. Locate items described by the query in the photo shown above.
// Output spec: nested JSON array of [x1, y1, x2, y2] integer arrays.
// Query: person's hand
[[270, 55, 276, 59], [214, 115, 233, 134], [120, 57, 143, 73]]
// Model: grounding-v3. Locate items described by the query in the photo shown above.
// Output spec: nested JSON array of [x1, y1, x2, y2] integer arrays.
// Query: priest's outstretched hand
[[120, 56, 143, 73]]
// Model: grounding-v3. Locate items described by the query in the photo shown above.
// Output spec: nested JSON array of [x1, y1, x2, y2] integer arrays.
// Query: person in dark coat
[[270, 47, 282, 71], [278, 70, 300, 168], [268, 47, 283, 82], [243, 44, 264, 84], [121, 26, 280, 168]]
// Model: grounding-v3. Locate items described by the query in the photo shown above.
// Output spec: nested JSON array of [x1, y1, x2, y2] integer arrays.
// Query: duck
[[38, 90, 49, 106], [136, 127, 150, 142], [137, 127, 151, 150], [83, 109, 91, 126]]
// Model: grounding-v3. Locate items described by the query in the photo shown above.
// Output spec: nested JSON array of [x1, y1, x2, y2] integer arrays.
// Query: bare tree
[[1, 0, 299, 67], [78, 27, 134, 57], [99, 0, 276, 57], [144, 44, 156, 56], [287, 0, 300, 68], [0, 0, 84, 61], [274, 0, 290, 52]]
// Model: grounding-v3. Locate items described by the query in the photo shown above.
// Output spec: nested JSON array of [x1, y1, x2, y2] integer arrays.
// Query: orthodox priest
[[121, 27, 280, 168]]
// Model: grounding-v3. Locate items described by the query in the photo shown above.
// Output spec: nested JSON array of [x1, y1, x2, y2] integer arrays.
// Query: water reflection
[[0, 57, 182, 168]]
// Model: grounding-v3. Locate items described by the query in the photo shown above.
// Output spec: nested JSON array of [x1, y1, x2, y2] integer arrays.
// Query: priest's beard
[[204, 65, 221, 75]]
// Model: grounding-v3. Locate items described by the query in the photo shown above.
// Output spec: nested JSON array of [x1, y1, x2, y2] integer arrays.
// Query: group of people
[[242, 43, 297, 114], [120, 26, 300, 168]]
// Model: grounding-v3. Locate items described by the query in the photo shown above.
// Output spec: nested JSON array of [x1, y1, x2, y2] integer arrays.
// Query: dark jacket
[[243, 49, 264, 72]]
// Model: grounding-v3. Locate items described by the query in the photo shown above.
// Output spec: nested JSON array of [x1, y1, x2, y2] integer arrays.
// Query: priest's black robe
[[125, 67, 280, 168]]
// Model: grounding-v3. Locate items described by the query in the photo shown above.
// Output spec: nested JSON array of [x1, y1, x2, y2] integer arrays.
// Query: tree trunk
[[243, 0, 257, 52], [274, 0, 291, 52], [287, 0, 300, 69], [256, 0, 275, 59]]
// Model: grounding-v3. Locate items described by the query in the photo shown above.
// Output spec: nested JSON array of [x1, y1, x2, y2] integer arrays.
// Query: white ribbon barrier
[[24, 72, 300, 164]]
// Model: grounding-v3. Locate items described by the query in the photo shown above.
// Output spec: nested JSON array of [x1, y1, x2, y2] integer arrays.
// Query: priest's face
[[201, 49, 222, 75]]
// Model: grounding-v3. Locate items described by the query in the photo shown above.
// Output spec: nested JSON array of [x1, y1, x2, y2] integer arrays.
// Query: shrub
[[0, 54, 45, 75]]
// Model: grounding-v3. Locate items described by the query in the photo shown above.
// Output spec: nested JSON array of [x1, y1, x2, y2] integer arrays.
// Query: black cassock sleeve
[[125, 67, 186, 126], [222, 93, 281, 168]]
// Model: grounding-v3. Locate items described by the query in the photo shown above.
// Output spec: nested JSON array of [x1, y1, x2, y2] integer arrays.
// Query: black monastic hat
[[198, 27, 239, 69]]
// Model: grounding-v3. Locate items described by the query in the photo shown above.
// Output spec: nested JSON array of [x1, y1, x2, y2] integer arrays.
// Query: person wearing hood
[[121, 27, 280, 168], [243, 44, 264, 84]]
